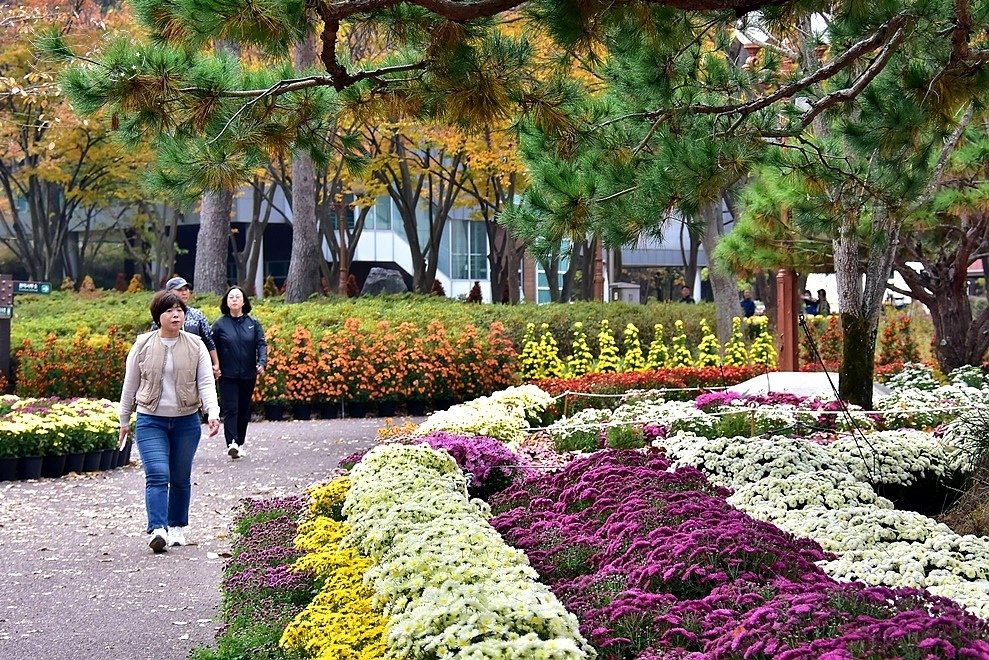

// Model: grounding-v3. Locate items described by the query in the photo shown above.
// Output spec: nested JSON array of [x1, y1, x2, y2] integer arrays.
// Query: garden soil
[[0, 417, 390, 660]]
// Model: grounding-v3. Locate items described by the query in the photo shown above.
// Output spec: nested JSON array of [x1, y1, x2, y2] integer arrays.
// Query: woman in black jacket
[[211, 286, 267, 459]]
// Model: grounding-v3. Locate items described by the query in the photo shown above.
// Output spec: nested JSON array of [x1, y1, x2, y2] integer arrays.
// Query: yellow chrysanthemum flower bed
[[280, 477, 392, 660]]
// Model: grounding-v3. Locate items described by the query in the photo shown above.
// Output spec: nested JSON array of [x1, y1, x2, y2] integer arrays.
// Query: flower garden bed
[[0, 395, 126, 481], [200, 374, 989, 658]]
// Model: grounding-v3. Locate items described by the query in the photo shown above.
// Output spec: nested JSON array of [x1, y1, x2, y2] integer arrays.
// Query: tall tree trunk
[[283, 34, 321, 303], [194, 189, 233, 294], [834, 215, 899, 408], [284, 153, 320, 301], [699, 198, 737, 343]]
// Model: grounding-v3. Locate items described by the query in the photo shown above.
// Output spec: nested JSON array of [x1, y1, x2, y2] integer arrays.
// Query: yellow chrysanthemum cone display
[[621, 323, 646, 372], [694, 319, 721, 367], [536, 323, 566, 379], [668, 320, 693, 368], [567, 322, 594, 377], [723, 317, 749, 367], [518, 323, 540, 380], [750, 326, 779, 369], [646, 323, 669, 369], [595, 319, 621, 373]]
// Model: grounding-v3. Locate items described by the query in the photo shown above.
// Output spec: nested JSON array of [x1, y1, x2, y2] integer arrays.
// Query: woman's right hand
[[118, 426, 130, 450]]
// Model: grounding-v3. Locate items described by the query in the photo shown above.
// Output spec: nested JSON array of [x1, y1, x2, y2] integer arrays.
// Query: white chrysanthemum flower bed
[[343, 444, 593, 659], [727, 469, 894, 520], [662, 432, 845, 488], [486, 384, 556, 422], [826, 429, 952, 485], [414, 397, 530, 447]]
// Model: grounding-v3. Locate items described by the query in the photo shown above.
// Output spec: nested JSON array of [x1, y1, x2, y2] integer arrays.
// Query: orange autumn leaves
[[254, 319, 518, 404]]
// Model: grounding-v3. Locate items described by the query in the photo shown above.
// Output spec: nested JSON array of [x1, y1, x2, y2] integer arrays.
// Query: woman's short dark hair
[[220, 285, 252, 315], [150, 290, 187, 325]]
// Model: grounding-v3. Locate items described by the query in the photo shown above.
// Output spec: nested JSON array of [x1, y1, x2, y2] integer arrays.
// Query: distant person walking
[[211, 286, 267, 460], [801, 289, 818, 315], [119, 291, 221, 553], [679, 285, 695, 303], [817, 289, 831, 315], [740, 289, 756, 318], [152, 276, 221, 379]]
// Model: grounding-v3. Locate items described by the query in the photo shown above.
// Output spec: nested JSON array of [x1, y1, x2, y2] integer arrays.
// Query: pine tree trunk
[[284, 152, 321, 302], [839, 312, 876, 409], [833, 214, 899, 409], [283, 35, 322, 303], [699, 198, 736, 343], [930, 296, 989, 372], [194, 189, 232, 294]]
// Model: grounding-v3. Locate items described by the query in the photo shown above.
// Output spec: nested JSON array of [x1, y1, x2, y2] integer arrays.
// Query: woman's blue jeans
[[135, 413, 202, 532]]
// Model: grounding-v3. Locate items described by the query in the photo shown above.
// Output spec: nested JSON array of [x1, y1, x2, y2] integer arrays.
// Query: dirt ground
[[0, 417, 389, 660]]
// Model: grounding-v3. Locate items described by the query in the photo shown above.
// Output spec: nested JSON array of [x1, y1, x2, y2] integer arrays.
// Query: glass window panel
[[451, 219, 469, 280]]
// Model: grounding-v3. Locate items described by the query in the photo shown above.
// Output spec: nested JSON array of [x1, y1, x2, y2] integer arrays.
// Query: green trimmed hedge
[[12, 291, 721, 355]]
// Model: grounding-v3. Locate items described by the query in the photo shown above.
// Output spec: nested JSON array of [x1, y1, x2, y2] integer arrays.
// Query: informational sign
[[13, 281, 52, 295], [0, 306, 10, 319]]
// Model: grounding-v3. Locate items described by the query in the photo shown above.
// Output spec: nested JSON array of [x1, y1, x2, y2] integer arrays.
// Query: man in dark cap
[[153, 276, 221, 379]]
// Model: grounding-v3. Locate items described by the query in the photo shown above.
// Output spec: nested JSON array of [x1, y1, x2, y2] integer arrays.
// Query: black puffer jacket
[[211, 314, 268, 379]]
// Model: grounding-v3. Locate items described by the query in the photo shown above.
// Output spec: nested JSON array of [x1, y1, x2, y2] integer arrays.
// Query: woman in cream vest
[[119, 290, 220, 553]]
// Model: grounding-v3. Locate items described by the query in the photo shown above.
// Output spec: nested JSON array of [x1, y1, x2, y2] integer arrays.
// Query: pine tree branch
[[909, 102, 975, 213], [321, 0, 779, 23], [670, 11, 912, 123], [594, 186, 637, 203]]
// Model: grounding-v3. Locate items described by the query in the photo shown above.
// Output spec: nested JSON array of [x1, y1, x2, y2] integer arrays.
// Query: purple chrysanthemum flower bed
[[217, 495, 317, 635], [490, 449, 989, 658], [417, 431, 533, 499], [340, 433, 531, 499]]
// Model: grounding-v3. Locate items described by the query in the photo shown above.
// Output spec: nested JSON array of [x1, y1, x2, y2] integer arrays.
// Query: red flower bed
[[533, 366, 764, 403]]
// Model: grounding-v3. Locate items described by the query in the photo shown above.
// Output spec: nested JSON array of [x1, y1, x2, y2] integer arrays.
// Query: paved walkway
[[0, 417, 393, 660]]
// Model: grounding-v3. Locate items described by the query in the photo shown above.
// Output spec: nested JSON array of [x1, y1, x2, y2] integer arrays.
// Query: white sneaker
[[235, 444, 246, 457], [227, 443, 240, 458], [167, 526, 187, 547], [149, 528, 168, 553]]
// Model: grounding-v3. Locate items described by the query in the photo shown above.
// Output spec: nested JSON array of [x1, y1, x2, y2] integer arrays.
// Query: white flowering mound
[[662, 433, 845, 488], [825, 429, 951, 485], [486, 385, 556, 423], [545, 408, 613, 448], [414, 398, 530, 447], [876, 382, 985, 429], [728, 470, 893, 522], [940, 410, 989, 473], [344, 444, 594, 659], [614, 399, 717, 436]]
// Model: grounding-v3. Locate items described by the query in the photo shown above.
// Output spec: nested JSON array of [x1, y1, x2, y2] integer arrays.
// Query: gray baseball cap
[[165, 276, 190, 291]]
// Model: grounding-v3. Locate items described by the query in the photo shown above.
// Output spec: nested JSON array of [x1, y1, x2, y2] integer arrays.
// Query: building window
[[536, 243, 570, 303], [451, 218, 488, 280], [370, 197, 391, 230]]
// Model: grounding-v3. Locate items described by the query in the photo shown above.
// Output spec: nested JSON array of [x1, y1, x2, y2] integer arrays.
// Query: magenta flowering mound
[[490, 449, 989, 658], [694, 391, 808, 411], [216, 495, 317, 641], [418, 431, 533, 500]]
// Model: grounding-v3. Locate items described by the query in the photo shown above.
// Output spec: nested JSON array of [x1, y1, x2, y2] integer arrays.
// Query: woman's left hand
[[207, 419, 220, 437]]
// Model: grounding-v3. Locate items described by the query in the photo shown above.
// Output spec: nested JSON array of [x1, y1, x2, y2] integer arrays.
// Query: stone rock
[[361, 267, 408, 296]]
